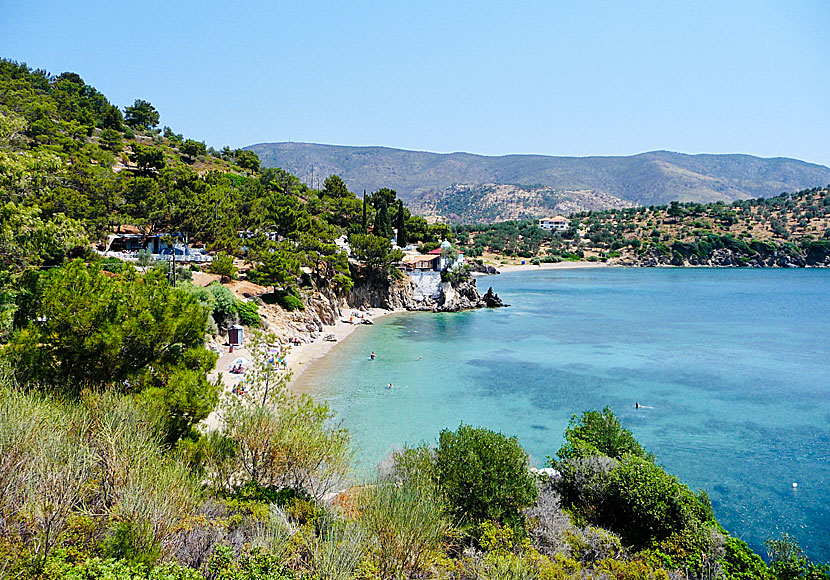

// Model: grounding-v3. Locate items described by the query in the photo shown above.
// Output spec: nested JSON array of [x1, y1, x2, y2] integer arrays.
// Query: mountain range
[[246, 142, 830, 223]]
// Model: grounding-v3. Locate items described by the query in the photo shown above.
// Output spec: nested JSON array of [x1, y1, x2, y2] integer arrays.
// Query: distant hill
[[247, 142, 830, 222]]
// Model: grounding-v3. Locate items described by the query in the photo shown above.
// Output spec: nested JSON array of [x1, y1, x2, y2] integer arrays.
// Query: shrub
[[356, 478, 450, 578], [555, 407, 650, 462], [234, 301, 260, 326], [434, 423, 538, 537], [261, 288, 305, 311], [600, 454, 707, 550], [720, 537, 770, 580], [208, 252, 237, 281]]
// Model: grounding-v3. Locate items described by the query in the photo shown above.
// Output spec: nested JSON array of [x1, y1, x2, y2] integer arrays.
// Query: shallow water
[[298, 268, 830, 561]]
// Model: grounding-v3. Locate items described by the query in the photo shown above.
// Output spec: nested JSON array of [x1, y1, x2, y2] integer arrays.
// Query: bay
[[297, 267, 830, 561]]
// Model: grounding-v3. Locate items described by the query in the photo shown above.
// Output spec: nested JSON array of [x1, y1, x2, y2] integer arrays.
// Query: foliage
[[355, 478, 450, 578], [180, 139, 206, 162], [600, 454, 709, 550], [555, 407, 650, 462], [721, 536, 771, 580], [209, 252, 238, 281], [395, 199, 407, 246], [349, 233, 403, 275], [766, 534, 830, 580], [434, 423, 538, 537], [261, 288, 305, 311], [4, 261, 218, 442], [0, 386, 200, 574], [124, 99, 160, 130]]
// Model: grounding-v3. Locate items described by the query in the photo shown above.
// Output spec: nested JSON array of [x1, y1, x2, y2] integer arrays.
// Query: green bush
[[434, 423, 537, 537], [209, 251, 237, 281], [261, 288, 305, 311], [720, 537, 771, 580], [235, 300, 260, 326], [600, 454, 707, 550], [356, 478, 449, 578], [555, 407, 650, 462]]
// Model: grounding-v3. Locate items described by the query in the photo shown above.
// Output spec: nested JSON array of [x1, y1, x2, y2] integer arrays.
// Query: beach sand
[[283, 307, 400, 394], [486, 261, 613, 274], [202, 306, 399, 430]]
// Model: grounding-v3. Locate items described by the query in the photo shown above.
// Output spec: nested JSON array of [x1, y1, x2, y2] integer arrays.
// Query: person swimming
[[370, 351, 376, 360], [387, 382, 393, 389], [635, 402, 640, 409]]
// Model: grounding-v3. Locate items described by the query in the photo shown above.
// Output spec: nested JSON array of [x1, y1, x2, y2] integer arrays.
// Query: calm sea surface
[[297, 268, 830, 561]]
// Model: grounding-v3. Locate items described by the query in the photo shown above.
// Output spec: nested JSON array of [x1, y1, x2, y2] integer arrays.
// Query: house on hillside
[[401, 254, 440, 271], [538, 215, 570, 231], [400, 241, 464, 273]]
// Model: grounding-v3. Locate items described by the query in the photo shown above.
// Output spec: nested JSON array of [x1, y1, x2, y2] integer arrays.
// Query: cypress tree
[[376, 200, 392, 239], [362, 190, 368, 234], [396, 199, 407, 247]]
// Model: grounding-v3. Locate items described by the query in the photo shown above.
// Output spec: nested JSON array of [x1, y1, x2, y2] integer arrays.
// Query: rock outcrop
[[469, 262, 501, 275], [404, 271, 506, 312], [348, 274, 415, 310], [482, 287, 506, 307]]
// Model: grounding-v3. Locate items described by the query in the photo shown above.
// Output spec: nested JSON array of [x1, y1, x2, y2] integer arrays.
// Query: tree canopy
[[124, 99, 160, 130]]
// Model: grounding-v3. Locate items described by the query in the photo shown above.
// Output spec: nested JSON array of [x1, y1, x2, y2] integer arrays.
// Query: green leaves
[[124, 99, 160, 131], [4, 261, 217, 442], [434, 423, 538, 535], [555, 407, 650, 463]]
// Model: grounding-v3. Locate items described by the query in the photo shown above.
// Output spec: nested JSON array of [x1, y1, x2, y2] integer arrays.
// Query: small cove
[[295, 267, 830, 561]]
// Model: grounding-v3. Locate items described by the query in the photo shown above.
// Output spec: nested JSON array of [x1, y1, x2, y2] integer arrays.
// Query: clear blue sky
[[2, 1, 829, 165]]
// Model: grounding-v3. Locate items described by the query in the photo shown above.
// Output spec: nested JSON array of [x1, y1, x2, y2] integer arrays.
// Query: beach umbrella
[[229, 357, 250, 367]]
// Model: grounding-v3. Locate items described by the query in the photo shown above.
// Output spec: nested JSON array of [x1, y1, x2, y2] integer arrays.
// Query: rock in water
[[482, 287, 506, 307]]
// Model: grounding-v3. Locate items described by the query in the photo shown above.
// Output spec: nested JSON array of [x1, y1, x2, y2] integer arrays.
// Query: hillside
[[454, 187, 830, 268], [247, 142, 830, 221], [411, 183, 636, 223]]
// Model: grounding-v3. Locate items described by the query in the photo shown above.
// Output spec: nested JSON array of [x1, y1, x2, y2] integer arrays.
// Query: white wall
[[407, 271, 442, 301]]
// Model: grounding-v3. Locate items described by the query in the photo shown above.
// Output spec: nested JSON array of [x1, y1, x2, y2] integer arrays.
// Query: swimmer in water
[[370, 351, 376, 360], [387, 383, 393, 389], [635, 402, 640, 409], [418, 355, 422, 360]]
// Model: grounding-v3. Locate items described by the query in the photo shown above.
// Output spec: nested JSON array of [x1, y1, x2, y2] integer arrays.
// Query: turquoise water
[[298, 268, 830, 561]]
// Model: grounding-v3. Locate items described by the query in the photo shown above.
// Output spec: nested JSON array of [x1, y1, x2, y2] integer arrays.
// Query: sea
[[295, 267, 830, 562]]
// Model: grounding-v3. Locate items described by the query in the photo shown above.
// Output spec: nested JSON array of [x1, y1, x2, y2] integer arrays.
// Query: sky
[[1, 1, 829, 165]]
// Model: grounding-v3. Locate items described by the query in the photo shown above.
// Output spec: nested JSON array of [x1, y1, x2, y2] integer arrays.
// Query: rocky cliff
[[349, 270, 506, 313]]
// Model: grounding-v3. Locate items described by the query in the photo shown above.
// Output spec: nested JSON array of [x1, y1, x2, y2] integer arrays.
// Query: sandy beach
[[206, 259, 610, 415], [283, 307, 400, 393], [484, 260, 613, 274]]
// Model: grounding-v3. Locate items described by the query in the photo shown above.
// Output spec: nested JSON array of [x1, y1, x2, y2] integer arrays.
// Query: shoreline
[[483, 261, 614, 274], [284, 307, 401, 394], [288, 263, 611, 393]]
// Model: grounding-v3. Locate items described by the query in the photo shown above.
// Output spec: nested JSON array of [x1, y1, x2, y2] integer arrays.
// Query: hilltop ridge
[[248, 142, 830, 222]]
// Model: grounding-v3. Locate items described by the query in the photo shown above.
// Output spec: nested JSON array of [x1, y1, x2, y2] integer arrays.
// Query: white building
[[538, 215, 570, 231]]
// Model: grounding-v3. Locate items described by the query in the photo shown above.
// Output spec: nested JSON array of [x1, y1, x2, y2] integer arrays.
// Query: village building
[[538, 215, 570, 231]]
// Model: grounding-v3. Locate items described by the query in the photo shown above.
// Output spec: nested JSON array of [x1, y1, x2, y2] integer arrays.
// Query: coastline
[[289, 263, 613, 393], [485, 261, 614, 274], [284, 307, 401, 394]]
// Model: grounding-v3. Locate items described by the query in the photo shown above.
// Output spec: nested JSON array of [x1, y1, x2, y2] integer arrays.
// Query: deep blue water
[[298, 268, 830, 561]]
